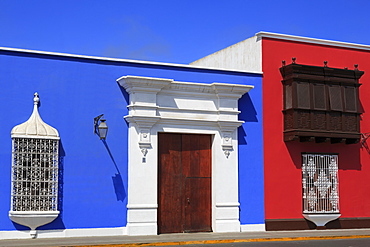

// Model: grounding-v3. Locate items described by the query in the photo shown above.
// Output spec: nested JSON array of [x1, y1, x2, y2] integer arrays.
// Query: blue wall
[[0, 50, 263, 231], [238, 88, 265, 225]]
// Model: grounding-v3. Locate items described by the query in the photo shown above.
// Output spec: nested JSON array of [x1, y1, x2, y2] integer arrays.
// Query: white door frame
[[117, 75, 253, 236]]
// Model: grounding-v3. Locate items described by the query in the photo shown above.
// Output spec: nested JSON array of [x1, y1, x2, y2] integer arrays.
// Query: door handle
[[187, 198, 190, 204]]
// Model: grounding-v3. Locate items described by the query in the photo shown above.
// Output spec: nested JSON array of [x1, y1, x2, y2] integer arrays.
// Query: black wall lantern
[[94, 114, 108, 140]]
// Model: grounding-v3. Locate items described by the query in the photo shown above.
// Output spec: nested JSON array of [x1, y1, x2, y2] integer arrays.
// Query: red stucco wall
[[262, 37, 370, 220]]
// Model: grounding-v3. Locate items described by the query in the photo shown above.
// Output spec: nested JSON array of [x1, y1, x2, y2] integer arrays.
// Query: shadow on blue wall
[[102, 140, 126, 202], [238, 94, 258, 145], [238, 127, 248, 145], [239, 94, 258, 122], [13, 141, 67, 230], [119, 86, 130, 105]]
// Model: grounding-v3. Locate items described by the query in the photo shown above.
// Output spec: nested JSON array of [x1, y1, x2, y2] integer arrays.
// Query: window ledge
[[303, 213, 341, 228], [9, 211, 59, 232]]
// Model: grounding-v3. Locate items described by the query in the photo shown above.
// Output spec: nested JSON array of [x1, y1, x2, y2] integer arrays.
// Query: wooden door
[[158, 133, 212, 234]]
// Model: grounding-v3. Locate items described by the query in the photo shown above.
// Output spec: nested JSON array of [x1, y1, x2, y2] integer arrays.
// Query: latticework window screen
[[302, 154, 339, 214], [11, 138, 59, 212]]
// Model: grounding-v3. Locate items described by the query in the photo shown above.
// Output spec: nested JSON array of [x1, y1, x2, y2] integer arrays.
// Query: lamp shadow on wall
[[102, 139, 126, 202]]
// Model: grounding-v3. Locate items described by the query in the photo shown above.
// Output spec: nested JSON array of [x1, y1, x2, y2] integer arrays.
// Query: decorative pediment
[[117, 75, 253, 158]]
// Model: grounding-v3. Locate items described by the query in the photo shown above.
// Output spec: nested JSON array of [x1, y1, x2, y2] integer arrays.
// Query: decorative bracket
[[222, 133, 233, 158], [218, 121, 243, 158], [139, 130, 151, 162], [125, 116, 160, 163], [361, 132, 370, 154]]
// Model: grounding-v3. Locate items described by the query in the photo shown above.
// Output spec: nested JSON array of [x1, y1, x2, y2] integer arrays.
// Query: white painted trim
[[303, 214, 341, 227], [240, 224, 266, 232], [0, 46, 261, 74], [216, 202, 240, 207], [119, 75, 253, 235], [0, 227, 127, 240], [9, 134, 60, 140], [256, 31, 370, 51], [9, 211, 60, 238], [127, 204, 158, 209]]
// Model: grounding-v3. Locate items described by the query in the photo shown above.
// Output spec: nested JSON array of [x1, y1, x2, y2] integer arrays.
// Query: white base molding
[[214, 203, 240, 233], [303, 213, 341, 227], [0, 226, 127, 240], [0, 223, 267, 240], [240, 224, 266, 232], [126, 223, 157, 236], [214, 219, 241, 232], [127, 204, 157, 236]]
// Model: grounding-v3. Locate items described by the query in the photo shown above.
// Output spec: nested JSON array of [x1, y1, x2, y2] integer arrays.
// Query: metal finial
[[292, 57, 296, 64], [33, 92, 40, 105], [324, 61, 328, 67], [354, 64, 359, 70], [282, 60, 286, 66]]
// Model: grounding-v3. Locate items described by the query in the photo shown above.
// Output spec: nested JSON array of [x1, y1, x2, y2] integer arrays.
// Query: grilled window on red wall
[[302, 154, 339, 214]]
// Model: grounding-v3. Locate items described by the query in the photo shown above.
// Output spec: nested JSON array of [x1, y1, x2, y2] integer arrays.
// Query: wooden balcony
[[280, 59, 364, 144]]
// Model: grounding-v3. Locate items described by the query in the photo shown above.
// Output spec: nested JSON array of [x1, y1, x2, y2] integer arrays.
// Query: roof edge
[[256, 31, 370, 51], [0, 46, 262, 75]]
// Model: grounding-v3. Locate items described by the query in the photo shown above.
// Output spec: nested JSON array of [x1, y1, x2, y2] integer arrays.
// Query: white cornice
[[0, 46, 261, 74], [256, 31, 370, 51], [118, 76, 254, 98]]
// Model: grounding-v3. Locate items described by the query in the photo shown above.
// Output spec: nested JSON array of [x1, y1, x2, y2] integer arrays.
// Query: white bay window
[[9, 93, 60, 238]]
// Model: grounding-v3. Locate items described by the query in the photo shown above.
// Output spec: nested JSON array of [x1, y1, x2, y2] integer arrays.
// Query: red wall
[[262, 38, 370, 220]]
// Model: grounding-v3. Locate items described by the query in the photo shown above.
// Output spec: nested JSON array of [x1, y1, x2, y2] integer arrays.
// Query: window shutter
[[344, 86, 357, 112], [297, 82, 310, 109], [328, 85, 343, 111], [313, 84, 326, 110], [284, 84, 292, 109]]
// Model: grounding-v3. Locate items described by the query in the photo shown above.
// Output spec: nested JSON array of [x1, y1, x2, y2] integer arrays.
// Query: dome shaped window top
[[11, 93, 59, 139], [9, 93, 60, 238]]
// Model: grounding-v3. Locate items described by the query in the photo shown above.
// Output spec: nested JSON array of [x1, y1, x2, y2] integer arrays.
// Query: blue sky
[[1, 0, 370, 64]]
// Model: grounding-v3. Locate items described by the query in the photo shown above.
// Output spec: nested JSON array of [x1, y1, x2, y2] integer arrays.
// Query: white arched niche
[[117, 76, 253, 236]]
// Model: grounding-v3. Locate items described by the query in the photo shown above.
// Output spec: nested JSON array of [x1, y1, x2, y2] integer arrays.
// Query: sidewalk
[[1, 229, 370, 247]]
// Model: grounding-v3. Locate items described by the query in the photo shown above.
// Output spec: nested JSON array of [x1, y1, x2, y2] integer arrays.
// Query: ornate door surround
[[117, 75, 253, 236]]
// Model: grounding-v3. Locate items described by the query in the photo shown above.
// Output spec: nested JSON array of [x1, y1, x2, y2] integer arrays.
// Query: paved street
[[183, 237, 370, 247], [1, 229, 370, 247]]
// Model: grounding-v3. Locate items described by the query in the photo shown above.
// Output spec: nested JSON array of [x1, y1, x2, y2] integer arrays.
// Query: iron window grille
[[11, 138, 59, 212], [302, 153, 339, 214]]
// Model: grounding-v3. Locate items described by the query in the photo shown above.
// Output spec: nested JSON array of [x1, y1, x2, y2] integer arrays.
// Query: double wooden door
[[158, 133, 212, 234]]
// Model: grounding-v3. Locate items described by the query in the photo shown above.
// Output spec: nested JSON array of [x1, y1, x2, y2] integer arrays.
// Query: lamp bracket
[[94, 114, 104, 135]]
